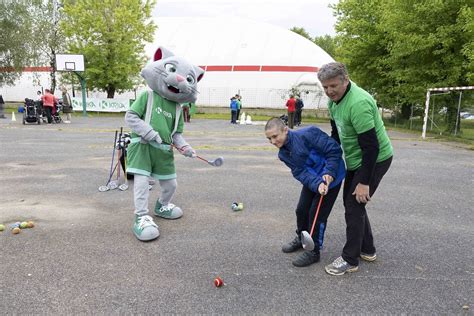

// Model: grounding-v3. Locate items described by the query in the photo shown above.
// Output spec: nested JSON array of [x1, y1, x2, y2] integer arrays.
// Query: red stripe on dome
[[261, 66, 319, 72], [233, 65, 261, 71]]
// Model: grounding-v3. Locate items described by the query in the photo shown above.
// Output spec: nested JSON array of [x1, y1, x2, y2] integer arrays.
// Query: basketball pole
[[74, 71, 87, 117]]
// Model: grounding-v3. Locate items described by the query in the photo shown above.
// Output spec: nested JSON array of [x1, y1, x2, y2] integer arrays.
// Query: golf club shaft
[[105, 130, 118, 185], [196, 155, 210, 163], [309, 194, 324, 236], [170, 143, 215, 165]]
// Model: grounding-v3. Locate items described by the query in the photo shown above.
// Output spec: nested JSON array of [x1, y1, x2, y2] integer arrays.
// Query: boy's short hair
[[265, 117, 285, 131]]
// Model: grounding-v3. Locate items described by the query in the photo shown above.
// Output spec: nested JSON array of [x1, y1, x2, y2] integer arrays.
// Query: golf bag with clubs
[[98, 128, 131, 192]]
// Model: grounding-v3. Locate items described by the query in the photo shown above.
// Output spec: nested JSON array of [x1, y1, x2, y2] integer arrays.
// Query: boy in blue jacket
[[265, 117, 346, 267]]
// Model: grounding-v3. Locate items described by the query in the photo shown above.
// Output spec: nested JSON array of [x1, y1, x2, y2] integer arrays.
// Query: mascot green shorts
[[126, 140, 177, 180]]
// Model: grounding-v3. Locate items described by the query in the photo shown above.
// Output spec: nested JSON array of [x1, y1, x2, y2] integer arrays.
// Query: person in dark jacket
[[265, 117, 346, 267], [295, 97, 304, 126], [0, 95, 6, 118]]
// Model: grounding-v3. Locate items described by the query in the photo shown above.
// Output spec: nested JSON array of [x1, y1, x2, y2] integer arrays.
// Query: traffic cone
[[11, 111, 16, 122], [240, 112, 246, 125], [246, 115, 252, 125]]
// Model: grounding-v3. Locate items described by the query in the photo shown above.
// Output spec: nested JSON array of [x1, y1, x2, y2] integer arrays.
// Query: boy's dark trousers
[[295, 183, 342, 253], [230, 110, 237, 123], [341, 156, 392, 266]]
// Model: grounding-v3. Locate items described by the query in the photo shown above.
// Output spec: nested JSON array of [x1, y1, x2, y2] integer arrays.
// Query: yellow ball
[[0, 224, 5, 231], [12, 227, 21, 234], [20, 222, 28, 229]]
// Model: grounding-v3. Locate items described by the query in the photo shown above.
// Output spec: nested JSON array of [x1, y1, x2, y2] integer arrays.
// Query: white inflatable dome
[[146, 17, 334, 108]]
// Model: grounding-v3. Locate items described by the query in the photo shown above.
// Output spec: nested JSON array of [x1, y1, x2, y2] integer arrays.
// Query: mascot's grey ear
[[195, 66, 205, 82], [154, 47, 174, 61]]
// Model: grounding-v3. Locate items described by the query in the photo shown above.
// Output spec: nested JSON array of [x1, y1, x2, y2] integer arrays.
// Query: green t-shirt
[[130, 91, 184, 144], [328, 82, 393, 171]]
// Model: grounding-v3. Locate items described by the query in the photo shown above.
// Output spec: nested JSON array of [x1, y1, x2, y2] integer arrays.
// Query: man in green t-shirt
[[318, 62, 393, 276]]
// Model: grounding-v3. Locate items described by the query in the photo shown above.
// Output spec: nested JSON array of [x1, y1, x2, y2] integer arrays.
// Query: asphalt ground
[[0, 114, 473, 314]]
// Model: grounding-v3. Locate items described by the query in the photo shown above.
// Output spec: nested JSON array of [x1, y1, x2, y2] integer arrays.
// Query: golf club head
[[98, 185, 110, 192], [107, 181, 118, 190], [210, 157, 224, 167], [119, 183, 129, 191], [301, 231, 315, 251]]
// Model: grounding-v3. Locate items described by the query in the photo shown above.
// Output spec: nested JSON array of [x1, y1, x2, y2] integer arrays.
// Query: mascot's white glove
[[154, 134, 162, 144], [178, 145, 196, 158]]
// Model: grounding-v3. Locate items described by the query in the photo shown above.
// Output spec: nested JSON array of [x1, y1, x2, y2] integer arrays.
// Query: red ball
[[214, 277, 223, 287]]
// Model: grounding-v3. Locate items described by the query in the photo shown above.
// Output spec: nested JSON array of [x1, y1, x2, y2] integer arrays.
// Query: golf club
[[98, 130, 118, 192], [301, 194, 324, 251], [171, 144, 224, 167]]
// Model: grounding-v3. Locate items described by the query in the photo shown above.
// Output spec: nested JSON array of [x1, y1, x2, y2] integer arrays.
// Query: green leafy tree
[[382, 1, 472, 134], [333, 0, 396, 107], [30, 0, 65, 93], [0, 2, 34, 86], [333, 0, 473, 134], [313, 35, 338, 59], [61, 0, 156, 98], [290, 27, 313, 41]]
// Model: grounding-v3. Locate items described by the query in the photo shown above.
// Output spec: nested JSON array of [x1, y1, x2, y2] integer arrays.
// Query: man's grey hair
[[317, 62, 349, 82]]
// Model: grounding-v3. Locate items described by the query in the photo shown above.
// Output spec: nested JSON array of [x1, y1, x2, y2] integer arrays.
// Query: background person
[[295, 96, 304, 126], [236, 94, 242, 121], [0, 94, 6, 118], [230, 96, 238, 124], [61, 86, 73, 123], [182, 102, 191, 123], [41, 89, 58, 124], [317, 62, 393, 276], [285, 95, 296, 129], [265, 117, 346, 267]]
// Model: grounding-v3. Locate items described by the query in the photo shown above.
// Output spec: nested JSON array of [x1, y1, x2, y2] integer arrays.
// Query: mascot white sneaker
[[125, 47, 204, 241]]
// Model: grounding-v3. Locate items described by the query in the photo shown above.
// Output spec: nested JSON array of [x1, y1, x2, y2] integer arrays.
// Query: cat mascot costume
[[125, 47, 204, 241]]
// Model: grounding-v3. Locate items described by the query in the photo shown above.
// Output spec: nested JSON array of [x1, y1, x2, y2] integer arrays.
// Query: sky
[[153, 0, 339, 38]]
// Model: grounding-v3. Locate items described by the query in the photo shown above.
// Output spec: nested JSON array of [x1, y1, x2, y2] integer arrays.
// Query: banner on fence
[[71, 97, 130, 112]]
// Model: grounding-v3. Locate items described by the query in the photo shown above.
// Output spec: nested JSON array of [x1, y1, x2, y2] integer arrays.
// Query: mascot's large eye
[[186, 75, 195, 84], [165, 63, 176, 73]]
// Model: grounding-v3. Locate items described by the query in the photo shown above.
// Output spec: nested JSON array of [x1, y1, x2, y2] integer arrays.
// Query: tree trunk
[[107, 87, 115, 98], [50, 49, 56, 93]]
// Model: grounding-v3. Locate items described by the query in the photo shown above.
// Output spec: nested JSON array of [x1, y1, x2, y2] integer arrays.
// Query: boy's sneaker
[[133, 215, 159, 241], [325, 256, 359, 276], [282, 236, 302, 253], [292, 250, 320, 267], [154, 201, 183, 219], [360, 252, 377, 262]]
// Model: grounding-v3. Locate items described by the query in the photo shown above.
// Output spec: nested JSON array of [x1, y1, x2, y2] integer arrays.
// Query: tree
[[313, 35, 338, 59], [29, 0, 65, 93], [61, 0, 156, 98], [332, 0, 396, 107], [290, 27, 313, 41], [333, 0, 473, 134], [0, 2, 34, 86]]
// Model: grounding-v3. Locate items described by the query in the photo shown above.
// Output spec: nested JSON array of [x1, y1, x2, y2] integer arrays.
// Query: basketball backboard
[[55, 54, 85, 72]]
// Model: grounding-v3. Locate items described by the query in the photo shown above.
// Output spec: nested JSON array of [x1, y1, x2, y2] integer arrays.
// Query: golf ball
[[0, 224, 5, 231], [213, 277, 224, 287], [12, 227, 21, 234]]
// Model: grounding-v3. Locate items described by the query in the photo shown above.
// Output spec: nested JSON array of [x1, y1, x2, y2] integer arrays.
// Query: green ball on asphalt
[[20, 222, 28, 229], [0, 224, 5, 231]]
